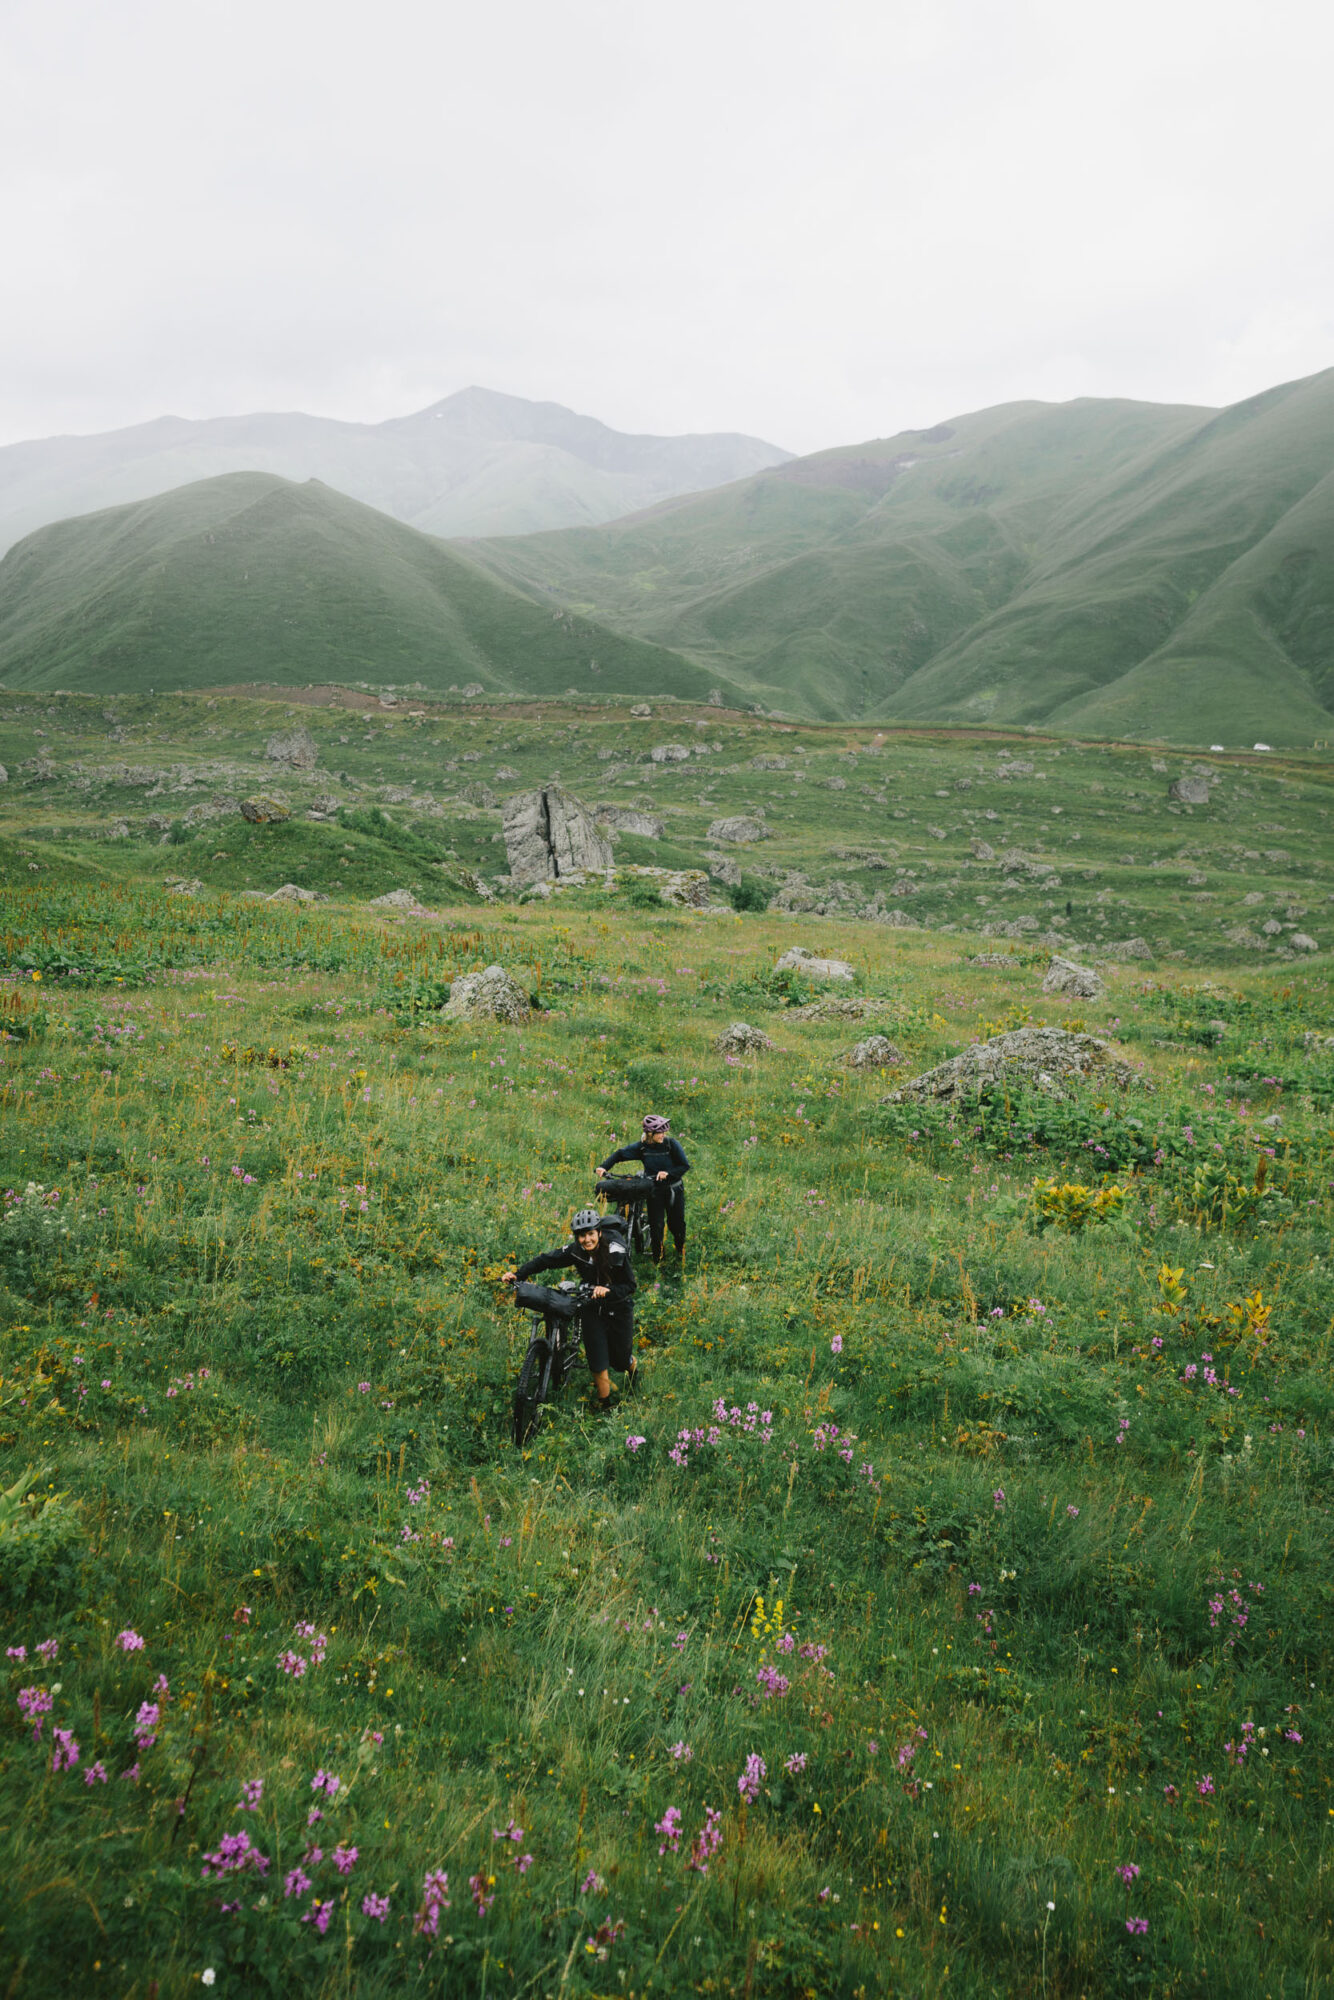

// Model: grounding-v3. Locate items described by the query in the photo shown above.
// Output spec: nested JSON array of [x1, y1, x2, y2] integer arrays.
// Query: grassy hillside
[[0, 474, 739, 705], [0, 858, 1331, 1995], [469, 373, 1334, 744]]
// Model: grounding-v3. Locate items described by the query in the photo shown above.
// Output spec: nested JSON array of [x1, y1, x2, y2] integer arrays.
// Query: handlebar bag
[[513, 1281, 581, 1319]]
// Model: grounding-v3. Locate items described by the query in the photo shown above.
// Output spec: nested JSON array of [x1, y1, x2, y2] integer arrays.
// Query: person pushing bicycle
[[597, 1113, 690, 1265], [502, 1208, 638, 1410]]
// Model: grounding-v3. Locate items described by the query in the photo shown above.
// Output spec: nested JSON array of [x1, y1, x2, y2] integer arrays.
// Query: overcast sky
[[3, 0, 1333, 456]]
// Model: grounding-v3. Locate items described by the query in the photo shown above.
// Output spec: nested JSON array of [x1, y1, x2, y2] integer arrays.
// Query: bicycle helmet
[[642, 1113, 670, 1134], [571, 1207, 601, 1233]]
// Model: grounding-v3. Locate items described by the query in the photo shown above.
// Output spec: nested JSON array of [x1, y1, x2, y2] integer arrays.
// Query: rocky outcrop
[[650, 743, 690, 763], [441, 963, 532, 1024], [846, 1035, 904, 1068], [775, 946, 854, 982], [1169, 775, 1210, 805], [371, 889, 430, 913], [1291, 933, 1319, 952], [788, 997, 892, 1022], [1100, 937, 1153, 961], [884, 1026, 1137, 1104], [1042, 955, 1104, 998], [265, 725, 319, 770], [715, 1021, 775, 1054], [706, 854, 742, 888], [707, 815, 769, 845], [502, 786, 614, 884], [267, 883, 320, 903], [239, 794, 291, 824]]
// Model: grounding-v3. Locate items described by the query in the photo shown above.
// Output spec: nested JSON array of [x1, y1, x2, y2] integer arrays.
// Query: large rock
[[267, 882, 320, 903], [597, 806, 665, 838], [265, 724, 319, 770], [1291, 933, 1319, 952], [1041, 955, 1104, 998], [789, 996, 891, 1022], [847, 1035, 904, 1068], [441, 964, 532, 1024], [502, 786, 613, 884], [707, 815, 769, 845], [1169, 775, 1210, 805], [715, 1021, 775, 1054], [240, 794, 291, 824], [650, 743, 691, 763], [1101, 937, 1153, 961], [884, 1026, 1137, 1104], [371, 889, 430, 913], [706, 854, 742, 888], [776, 946, 854, 982]]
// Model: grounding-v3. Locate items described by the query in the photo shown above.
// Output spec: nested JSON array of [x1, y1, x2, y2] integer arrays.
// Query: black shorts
[[579, 1303, 634, 1375]]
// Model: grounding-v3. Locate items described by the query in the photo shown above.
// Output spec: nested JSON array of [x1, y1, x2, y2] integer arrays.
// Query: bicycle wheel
[[512, 1337, 551, 1446], [627, 1203, 649, 1254]]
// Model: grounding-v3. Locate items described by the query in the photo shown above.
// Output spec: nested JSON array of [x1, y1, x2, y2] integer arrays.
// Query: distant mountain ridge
[[0, 387, 792, 552], [467, 369, 1334, 745]]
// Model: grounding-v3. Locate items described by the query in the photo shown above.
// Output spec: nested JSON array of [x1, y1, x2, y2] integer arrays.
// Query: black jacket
[[515, 1234, 636, 1307], [599, 1136, 691, 1185]]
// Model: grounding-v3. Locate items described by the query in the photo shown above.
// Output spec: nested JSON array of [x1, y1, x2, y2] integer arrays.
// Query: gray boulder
[[598, 806, 665, 838], [1291, 933, 1319, 952], [789, 996, 891, 1022], [1042, 955, 1104, 998], [265, 724, 319, 771], [1169, 775, 1210, 805], [707, 815, 769, 845], [706, 854, 742, 888], [105, 819, 130, 840], [971, 953, 1015, 967], [371, 889, 430, 913], [441, 964, 532, 1024], [239, 794, 291, 824], [267, 883, 320, 903], [847, 1035, 904, 1068], [885, 1026, 1137, 1104], [462, 782, 498, 809], [502, 786, 613, 884], [970, 839, 995, 860], [164, 878, 203, 897], [715, 1021, 775, 1054], [650, 743, 691, 763], [776, 946, 854, 982], [1101, 937, 1153, 961], [630, 703, 652, 718]]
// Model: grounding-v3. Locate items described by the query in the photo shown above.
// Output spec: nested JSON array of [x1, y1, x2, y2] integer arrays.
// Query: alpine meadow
[[0, 683, 1330, 1999]]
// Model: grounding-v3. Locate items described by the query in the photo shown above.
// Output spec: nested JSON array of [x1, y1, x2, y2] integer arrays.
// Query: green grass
[[0, 699, 1331, 1997], [468, 370, 1334, 744]]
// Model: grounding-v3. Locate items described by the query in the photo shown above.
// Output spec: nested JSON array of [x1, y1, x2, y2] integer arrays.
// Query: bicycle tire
[[512, 1338, 551, 1447]]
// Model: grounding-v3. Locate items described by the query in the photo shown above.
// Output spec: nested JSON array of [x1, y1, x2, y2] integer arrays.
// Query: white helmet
[[571, 1208, 600, 1233]]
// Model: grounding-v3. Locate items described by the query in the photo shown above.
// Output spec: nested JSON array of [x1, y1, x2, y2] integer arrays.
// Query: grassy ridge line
[[0, 890, 1330, 1997], [0, 473, 742, 707]]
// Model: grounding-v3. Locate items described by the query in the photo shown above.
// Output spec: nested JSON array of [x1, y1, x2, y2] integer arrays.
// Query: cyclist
[[503, 1209, 638, 1410], [597, 1113, 690, 1265]]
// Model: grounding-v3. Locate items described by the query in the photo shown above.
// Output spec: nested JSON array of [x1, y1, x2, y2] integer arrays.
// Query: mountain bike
[[595, 1173, 652, 1254], [510, 1280, 591, 1446]]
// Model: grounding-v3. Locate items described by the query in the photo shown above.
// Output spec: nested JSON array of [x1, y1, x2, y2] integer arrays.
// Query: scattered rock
[[597, 806, 665, 838], [996, 759, 1034, 778], [266, 882, 320, 903], [707, 815, 769, 845], [502, 786, 613, 884], [265, 724, 319, 770], [1100, 937, 1153, 961], [441, 963, 532, 1024], [971, 953, 1016, 967], [145, 813, 173, 835], [982, 917, 1039, 938], [650, 743, 691, 763], [706, 854, 741, 888], [309, 794, 342, 816], [105, 819, 130, 840], [1260, 1112, 1283, 1129], [1261, 919, 1283, 937], [630, 703, 652, 718], [239, 794, 291, 824], [370, 889, 430, 913], [715, 1021, 775, 1054], [751, 755, 789, 770], [1242, 890, 1265, 907], [461, 782, 498, 809], [1168, 774, 1210, 805], [1042, 955, 1104, 998], [788, 996, 891, 1022], [775, 946, 855, 982], [164, 878, 203, 897], [494, 766, 519, 780], [825, 776, 848, 791], [885, 1026, 1137, 1104], [846, 1035, 904, 1068], [1291, 933, 1319, 952], [970, 839, 995, 860], [182, 802, 224, 828]]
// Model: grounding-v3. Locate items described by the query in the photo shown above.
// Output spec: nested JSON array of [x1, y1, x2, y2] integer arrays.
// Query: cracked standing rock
[[502, 786, 613, 884]]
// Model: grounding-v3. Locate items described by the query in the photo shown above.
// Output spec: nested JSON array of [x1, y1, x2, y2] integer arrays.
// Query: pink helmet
[[642, 1113, 670, 1135]]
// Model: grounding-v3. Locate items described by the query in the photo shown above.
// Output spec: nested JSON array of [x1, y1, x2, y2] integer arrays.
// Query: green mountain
[[468, 370, 1334, 744], [0, 471, 736, 702], [0, 387, 792, 553]]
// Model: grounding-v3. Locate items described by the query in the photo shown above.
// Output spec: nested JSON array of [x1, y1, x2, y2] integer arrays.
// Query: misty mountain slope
[[468, 373, 1334, 741], [0, 473, 735, 702], [0, 388, 792, 552]]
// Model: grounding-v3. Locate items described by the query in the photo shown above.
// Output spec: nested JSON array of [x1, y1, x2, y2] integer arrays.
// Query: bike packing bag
[[512, 1281, 581, 1319], [596, 1174, 653, 1203]]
